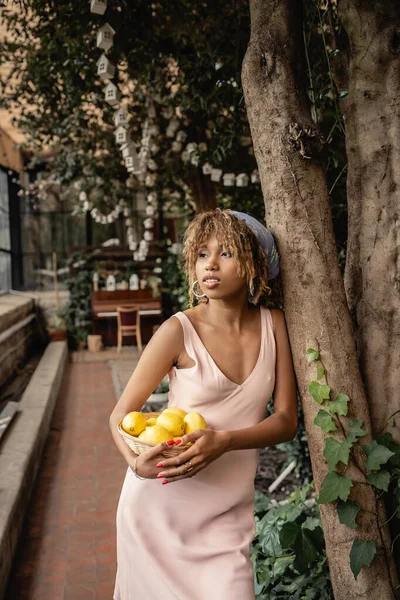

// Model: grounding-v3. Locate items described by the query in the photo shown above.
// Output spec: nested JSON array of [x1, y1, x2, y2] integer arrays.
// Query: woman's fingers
[[158, 462, 201, 482]]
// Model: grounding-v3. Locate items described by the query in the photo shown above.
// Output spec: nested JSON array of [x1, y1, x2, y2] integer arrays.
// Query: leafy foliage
[[251, 485, 333, 599], [307, 347, 400, 579]]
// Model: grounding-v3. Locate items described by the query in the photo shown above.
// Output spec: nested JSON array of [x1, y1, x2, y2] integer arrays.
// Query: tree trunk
[[338, 0, 400, 444], [242, 1, 399, 598], [337, 0, 400, 576]]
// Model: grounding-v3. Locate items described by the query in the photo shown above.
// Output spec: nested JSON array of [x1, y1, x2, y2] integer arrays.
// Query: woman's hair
[[181, 208, 274, 308]]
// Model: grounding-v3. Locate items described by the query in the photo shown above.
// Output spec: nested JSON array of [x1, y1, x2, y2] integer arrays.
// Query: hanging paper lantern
[[210, 168, 223, 182], [96, 23, 115, 51], [97, 54, 115, 80], [176, 130, 187, 143], [143, 217, 154, 229], [236, 173, 249, 188], [251, 169, 260, 184], [114, 108, 129, 127], [144, 230, 154, 241], [202, 163, 212, 175], [145, 205, 155, 216], [223, 173, 236, 186], [104, 82, 120, 106], [114, 126, 128, 145], [90, 0, 107, 15], [171, 141, 183, 153]]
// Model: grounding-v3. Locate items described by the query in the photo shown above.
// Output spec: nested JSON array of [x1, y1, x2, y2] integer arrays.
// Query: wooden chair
[[116, 305, 143, 353]]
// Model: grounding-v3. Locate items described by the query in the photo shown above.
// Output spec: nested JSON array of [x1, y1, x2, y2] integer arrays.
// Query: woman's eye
[[199, 253, 207, 258], [222, 251, 232, 257]]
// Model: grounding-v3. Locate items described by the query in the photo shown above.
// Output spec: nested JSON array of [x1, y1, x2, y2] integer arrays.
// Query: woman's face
[[195, 234, 247, 300]]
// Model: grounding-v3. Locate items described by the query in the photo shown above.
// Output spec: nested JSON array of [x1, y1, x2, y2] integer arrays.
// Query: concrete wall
[[0, 294, 39, 390]]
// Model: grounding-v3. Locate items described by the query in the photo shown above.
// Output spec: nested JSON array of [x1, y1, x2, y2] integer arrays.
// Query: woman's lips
[[203, 279, 221, 289]]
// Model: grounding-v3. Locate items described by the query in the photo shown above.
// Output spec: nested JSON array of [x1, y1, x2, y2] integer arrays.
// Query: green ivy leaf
[[324, 437, 351, 471], [293, 528, 323, 573], [317, 471, 353, 504], [316, 364, 325, 380], [301, 516, 321, 531], [338, 91, 349, 98], [337, 499, 360, 529], [314, 409, 337, 432], [346, 419, 369, 446], [307, 348, 319, 363], [309, 381, 331, 405], [387, 417, 394, 427], [376, 432, 400, 467], [350, 539, 376, 580], [327, 393, 349, 416], [367, 470, 391, 492], [280, 521, 300, 549], [362, 440, 395, 471]]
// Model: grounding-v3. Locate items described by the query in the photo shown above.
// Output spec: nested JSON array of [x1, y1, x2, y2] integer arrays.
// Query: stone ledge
[[0, 341, 68, 600], [0, 294, 35, 336]]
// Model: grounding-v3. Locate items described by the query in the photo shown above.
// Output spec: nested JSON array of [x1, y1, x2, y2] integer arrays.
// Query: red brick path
[[6, 362, 127, 600]]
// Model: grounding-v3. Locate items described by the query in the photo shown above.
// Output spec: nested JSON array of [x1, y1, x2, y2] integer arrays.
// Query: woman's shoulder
[[267, 307, 285, 334]]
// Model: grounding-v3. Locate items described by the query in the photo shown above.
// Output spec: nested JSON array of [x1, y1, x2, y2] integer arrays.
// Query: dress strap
[[170, 312, 198, 363]]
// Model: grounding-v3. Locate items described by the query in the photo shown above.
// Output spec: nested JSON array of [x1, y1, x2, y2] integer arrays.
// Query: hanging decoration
[[91, 3, 155, 263]]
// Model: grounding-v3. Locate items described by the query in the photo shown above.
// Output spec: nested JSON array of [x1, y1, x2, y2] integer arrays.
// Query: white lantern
[[90, 0, 107, 15], [176, 130, 187, 143], [223, 173, 236, 186], [202, 162, 212, 175], [122, 144, 136, 159], [144, 230, 154, 241], [143, 217, 154, 229], [171, 141, 182, 153], [114, 126, 128, 145], [181, 150, 190, 163], [125, 154, 141, 170], [210, 168, 223, 182], [236, 173, 249, 188], [140, 240, 149, 250], [97, 54, 115, 80], [199, 142, 208, 152], [251, 169, 260, 184], [113, 108, 129, 127], [145, 205, 155, 216], [147, 159, 157, 171], [166, 117, 180, 138], [96, 23, 115, 51], [104, 82, 120, 106]]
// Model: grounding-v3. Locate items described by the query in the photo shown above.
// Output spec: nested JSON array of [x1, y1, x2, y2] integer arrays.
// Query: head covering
[[229, 210, 280, 280]]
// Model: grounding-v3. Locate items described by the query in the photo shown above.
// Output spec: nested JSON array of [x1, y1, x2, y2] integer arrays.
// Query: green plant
[[251, 484, 333, 599], [62, 250, 94, 349], [307, 347, 400, 580]]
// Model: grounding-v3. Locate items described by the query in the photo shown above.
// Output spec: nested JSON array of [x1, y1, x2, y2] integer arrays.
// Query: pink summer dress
[[114, 306, 276, 600]]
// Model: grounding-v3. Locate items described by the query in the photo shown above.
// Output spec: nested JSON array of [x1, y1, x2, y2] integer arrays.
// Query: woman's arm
[[224, 308, 298, 451], [109, 316, 183, 466]]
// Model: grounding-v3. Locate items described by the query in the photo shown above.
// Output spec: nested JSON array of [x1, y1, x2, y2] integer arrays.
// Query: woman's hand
[[153, 429, 231, 484], [130, 440, 189, 479]]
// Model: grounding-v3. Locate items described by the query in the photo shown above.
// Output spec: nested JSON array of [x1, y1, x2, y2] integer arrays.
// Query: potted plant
[[47, 313, 67, 342]]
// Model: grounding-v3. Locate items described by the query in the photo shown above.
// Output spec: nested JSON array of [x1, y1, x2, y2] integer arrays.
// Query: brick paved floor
[[6, 362, 127, 600]]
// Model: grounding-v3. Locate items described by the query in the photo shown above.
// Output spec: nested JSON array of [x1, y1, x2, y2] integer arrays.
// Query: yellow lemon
[[163, 407, 187, 420], [138, 425, 172, 445], [146, 417, 157, 427], [183, 412, 207, 434], [156, 412, 185, 437], [121, 411, 147, 437]]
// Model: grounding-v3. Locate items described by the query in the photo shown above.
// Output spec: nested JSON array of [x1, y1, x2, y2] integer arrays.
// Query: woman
[[110, 208, 297, 600]]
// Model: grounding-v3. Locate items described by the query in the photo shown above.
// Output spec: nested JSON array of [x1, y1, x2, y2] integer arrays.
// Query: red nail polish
[[166, 440, 174, 446], [175, 439, 182, 445], [157, 473, 164, 479], [162, 480, 169, 485], [156, 463, 164, 468]]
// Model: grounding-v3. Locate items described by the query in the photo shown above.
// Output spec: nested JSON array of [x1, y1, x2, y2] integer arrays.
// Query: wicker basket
[[118, 412, 187, 456]]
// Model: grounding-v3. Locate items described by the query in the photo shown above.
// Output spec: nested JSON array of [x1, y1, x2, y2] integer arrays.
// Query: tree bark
[[338, 0, 400, 445], [242, 1, 399, 598]]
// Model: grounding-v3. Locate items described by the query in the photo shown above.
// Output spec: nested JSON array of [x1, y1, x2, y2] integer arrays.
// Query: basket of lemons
[[118, 407, 207, 456]]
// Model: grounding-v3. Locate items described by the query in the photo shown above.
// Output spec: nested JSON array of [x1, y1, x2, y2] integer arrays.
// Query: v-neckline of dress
[[180, 308, 264, 388]]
